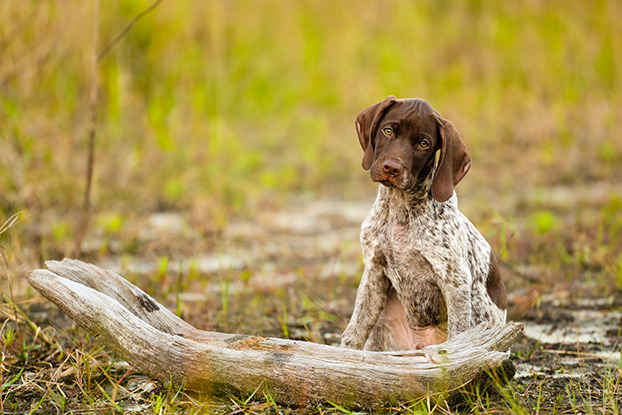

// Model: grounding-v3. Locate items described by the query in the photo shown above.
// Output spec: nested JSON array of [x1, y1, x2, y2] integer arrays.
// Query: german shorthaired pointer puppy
[[341, 96, 507, 351]]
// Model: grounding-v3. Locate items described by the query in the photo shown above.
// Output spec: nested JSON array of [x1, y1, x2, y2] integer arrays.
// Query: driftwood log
[[28, 259, 523, 409]]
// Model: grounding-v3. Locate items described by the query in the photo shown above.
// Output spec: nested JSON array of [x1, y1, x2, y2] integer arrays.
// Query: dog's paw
[[339, 331, 362, 349], [339, 337, 356, 349]]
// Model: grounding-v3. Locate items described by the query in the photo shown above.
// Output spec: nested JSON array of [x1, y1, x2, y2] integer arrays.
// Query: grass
[[1, 0, 622, 413]]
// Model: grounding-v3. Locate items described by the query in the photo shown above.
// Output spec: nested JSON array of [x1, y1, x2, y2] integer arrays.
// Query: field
[[1, 0, 621, 413]]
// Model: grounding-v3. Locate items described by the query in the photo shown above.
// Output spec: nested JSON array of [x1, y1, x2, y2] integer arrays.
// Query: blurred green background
[[1, 0, 621, 275]]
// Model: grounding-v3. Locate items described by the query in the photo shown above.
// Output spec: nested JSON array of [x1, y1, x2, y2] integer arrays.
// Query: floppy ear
[[431, 116, 472, 203], [355, 96, 398, 170]]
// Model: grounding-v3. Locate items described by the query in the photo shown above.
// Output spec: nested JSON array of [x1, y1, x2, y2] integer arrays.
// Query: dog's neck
[[377, 164, 458, 223], [378, 172, 434, 221]]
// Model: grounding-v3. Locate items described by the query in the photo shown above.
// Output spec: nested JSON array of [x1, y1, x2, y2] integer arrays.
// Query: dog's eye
[[382, 127, 393, 136], [419, 140, 430, 149]]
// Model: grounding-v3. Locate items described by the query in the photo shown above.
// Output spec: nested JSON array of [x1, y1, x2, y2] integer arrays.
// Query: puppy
[[341, 96, 507, 351]]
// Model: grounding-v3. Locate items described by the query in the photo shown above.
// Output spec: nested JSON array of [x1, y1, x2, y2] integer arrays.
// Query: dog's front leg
[[443, 279, 472, 339], [340, 264, 390, 349]]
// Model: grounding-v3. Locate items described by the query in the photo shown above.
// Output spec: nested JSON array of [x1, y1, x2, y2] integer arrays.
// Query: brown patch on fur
[[372, 250, 388, 268], [486, 251, 507, 310]]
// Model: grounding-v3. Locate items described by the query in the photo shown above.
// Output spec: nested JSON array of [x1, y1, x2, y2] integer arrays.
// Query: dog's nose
[[382, 159, 403, 177]]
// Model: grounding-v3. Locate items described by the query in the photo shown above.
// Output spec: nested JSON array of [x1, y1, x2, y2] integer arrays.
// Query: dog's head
[[356, 96, 471, 202]]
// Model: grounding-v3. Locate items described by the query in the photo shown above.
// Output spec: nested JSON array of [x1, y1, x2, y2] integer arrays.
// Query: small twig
[[96, 0, 164, 63], [72, 0, 164, 257], [72, 0, 100, 258]]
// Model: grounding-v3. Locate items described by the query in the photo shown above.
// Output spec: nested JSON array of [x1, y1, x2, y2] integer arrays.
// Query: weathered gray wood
[[45, 259, 198, 337], [28, 259, 523, 409]]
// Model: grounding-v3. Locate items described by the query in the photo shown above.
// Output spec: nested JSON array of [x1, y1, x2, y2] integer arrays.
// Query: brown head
[[356, 96, 471, 202]]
